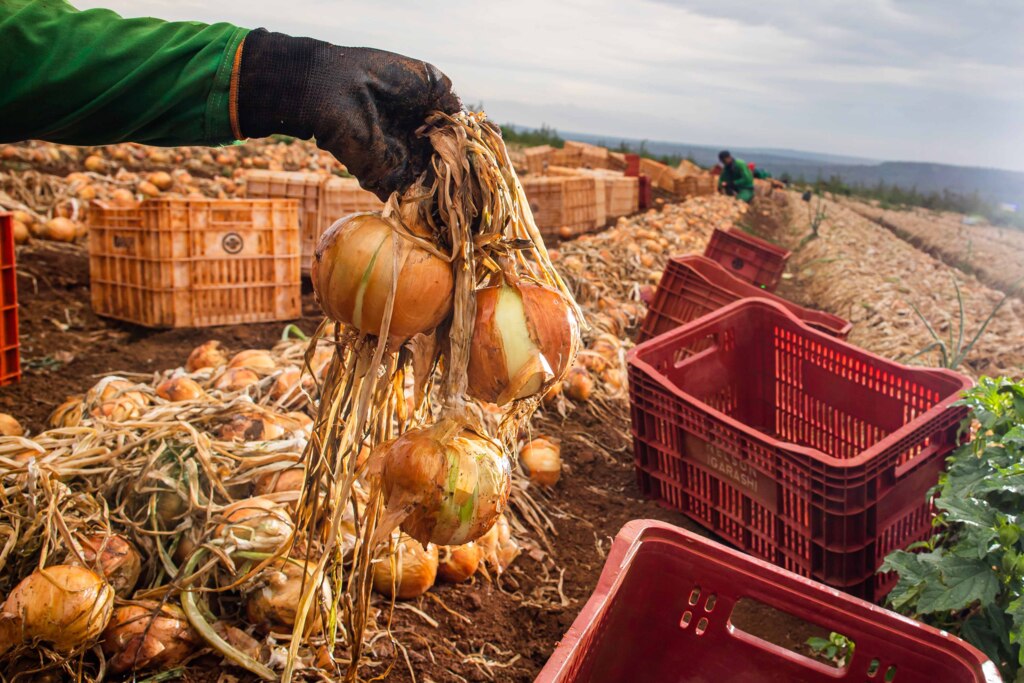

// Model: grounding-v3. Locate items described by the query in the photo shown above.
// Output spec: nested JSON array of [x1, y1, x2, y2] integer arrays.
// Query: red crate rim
[[627, 298, 973, 469], [538, 519, 1000, 682]]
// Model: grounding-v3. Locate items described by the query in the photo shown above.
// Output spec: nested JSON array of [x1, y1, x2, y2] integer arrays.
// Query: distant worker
[[0, 0, 461, 200], [717, 150, 755, 203]]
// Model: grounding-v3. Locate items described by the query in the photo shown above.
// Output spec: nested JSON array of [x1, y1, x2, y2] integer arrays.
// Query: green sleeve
[[0, 0, 248, 147]]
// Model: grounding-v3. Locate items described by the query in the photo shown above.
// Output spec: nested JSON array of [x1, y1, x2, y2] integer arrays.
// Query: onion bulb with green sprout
[[377, 421, 511, 547], [467, 279, 579, 405], [312, 213, 454, 340]]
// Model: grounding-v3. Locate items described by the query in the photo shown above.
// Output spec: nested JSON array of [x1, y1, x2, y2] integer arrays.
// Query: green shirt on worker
[[0, 0, 247, 147], [719, 159, 755, 203]]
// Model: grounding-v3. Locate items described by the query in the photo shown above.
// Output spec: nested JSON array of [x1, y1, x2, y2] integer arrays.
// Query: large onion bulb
[[102, 601, 199, 672], [245, 558, 332, 634], [77, 533, 142, 597], [380, 423, 511, 546], [467, 281, 579, 405], [3, 565, 114, 651], [312, 214, 454, 339], [215, 497, 293, 552], [371, 535, 438, 599]]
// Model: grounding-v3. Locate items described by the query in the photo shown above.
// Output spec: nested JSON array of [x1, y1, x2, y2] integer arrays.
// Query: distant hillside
[[557, 130, 1024, 208]]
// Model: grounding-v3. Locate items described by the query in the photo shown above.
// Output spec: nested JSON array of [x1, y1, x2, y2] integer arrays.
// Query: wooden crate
[[88, 199, 301, 328], [524, 145, 555, 175], [605, 176, 639, 218], [564, 140, 610, 169], [521, 176, 602, 238], [639, 158, 684, 193], [245, 170, 382, 272]]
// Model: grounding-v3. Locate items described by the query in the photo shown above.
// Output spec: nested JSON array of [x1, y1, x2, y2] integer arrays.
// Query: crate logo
[[705, 448, 759, 492], [112, 235, 135, 252], [685, 434, 777, 507], [221, 232, 244, 254]]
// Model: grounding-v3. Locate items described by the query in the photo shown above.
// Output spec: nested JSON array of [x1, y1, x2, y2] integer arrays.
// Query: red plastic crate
[[0, 214, 19, 386], [639, 255, 851, 343], [624, 153, 640, 177], [704, 227, 791, 291], [627, 299, 972, 601], [537, 520, 1001, 683]]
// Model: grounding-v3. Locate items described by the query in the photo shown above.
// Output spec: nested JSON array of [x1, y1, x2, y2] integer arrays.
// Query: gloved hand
[[237, 29, 461, 200]]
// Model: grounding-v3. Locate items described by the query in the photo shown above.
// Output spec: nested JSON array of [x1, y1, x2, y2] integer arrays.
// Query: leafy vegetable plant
[[806, 631, 856, 668], [881, 377, 1024, 680]]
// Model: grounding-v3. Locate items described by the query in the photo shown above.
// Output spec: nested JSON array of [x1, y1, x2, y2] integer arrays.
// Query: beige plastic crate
[[88, 199, 301, 328]]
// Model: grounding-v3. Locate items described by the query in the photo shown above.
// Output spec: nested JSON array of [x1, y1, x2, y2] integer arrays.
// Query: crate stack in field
[[87, 198, 302, 327], [627, 226, 972, 604], [244, 170, 383, 273]]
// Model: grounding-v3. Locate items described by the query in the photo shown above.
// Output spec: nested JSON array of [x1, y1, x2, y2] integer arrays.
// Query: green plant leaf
[[916, 557, 999, 613]]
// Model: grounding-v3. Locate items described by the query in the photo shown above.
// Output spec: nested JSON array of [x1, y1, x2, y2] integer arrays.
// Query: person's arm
[[0, 0, 246, 147], [735, 160, 755, 190], [0, 1, 461, 198]]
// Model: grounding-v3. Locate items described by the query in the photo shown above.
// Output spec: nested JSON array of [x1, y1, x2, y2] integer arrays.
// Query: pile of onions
[[245, 558, 331, 634], [519, 438, 562, 487], [467, 279, 578, 405], [77, 533, 141, 597], [102, 601, 198, 672], [2, 565, 114, 651], [371, 535, 438, 599], [215, 496, 293, 552], [437, 543, 481, 583], [312, 214, 454, 339], [186, 340, 228, 372], [379, 422, 511, 546]]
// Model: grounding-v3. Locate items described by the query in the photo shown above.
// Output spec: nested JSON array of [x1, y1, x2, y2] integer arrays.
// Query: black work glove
[[237, 29, 461, 200]]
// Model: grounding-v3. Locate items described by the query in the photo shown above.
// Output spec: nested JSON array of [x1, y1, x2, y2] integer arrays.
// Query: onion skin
[[185, 340, 228, 372], [468, 281, 579, 405], [102, 601, 199, 673], [312, 213, 454, 339], [520, 438, 562, 487], [78, 534, 142, 598], [372, 536, 438, 599], [438, 543, 481, 583], [245, 558, 331, 634], [381, 425, 511, 546], [156, 376, 205, 402], [3, 565, 114, 651]]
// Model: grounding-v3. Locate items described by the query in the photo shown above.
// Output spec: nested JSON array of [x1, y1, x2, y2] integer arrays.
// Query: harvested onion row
[[290, 111, 582, 681]]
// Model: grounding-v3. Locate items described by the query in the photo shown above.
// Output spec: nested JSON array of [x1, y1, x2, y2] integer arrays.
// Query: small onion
[[372, 535, 438, 600], [137, 180, 160, 197], [467, 280, 579, 405], [109, 188, 138, 207], [476, 514, 520, 577], [215, 496, 293, 552], [253, 466, 305, 497], [213, 367, 260, 392], [270, 366, 311, 407], [380, 423, 511, 546], [0, 413, 23, 437], [147, 171, 173, 191], [312, 213, 454, 339], [156, 376, 205, 402], [43, 217, 78, 243], [102, 601, 199, 673], [3, 565, 114, 651], [218, 411, 286, 441], [87, 378, 148, 421], [11, 219, 29, 245], [519, 438, 562, 487], [245, 558, 332, 634], [185, 340, 228, 372], [83, 154, 104, 172], [564, 366, 594, 402], [437, 543, 481, 583], [77, 533, 142, 597], [228, 349, 276, 371]]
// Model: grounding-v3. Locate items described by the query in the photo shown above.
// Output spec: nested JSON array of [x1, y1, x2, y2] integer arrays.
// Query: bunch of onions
[[437, 543, 481, 583], [156, 376, 205, 402], [87, 377, 148, 421], [215, 496, 294, 552], [379, 422, 511, 546], [312, 213, 454, 339], [476, 514, 520, 577], [102, 601, 199, 673], [186, 340, 228, 372], [371, 535, 438, 600], [76, 533, 142, 597], [2, 565, 114, 651], [519, 438, 562, 487], [245, 558, 332, 635], [467, 278, 579, 405]]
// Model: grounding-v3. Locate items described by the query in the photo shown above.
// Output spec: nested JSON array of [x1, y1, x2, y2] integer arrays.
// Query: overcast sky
[[75, 0, 1024, 171]]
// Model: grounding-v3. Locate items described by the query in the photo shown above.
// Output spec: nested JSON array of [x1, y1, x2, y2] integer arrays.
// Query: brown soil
[[1, 241, 828, 681]]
